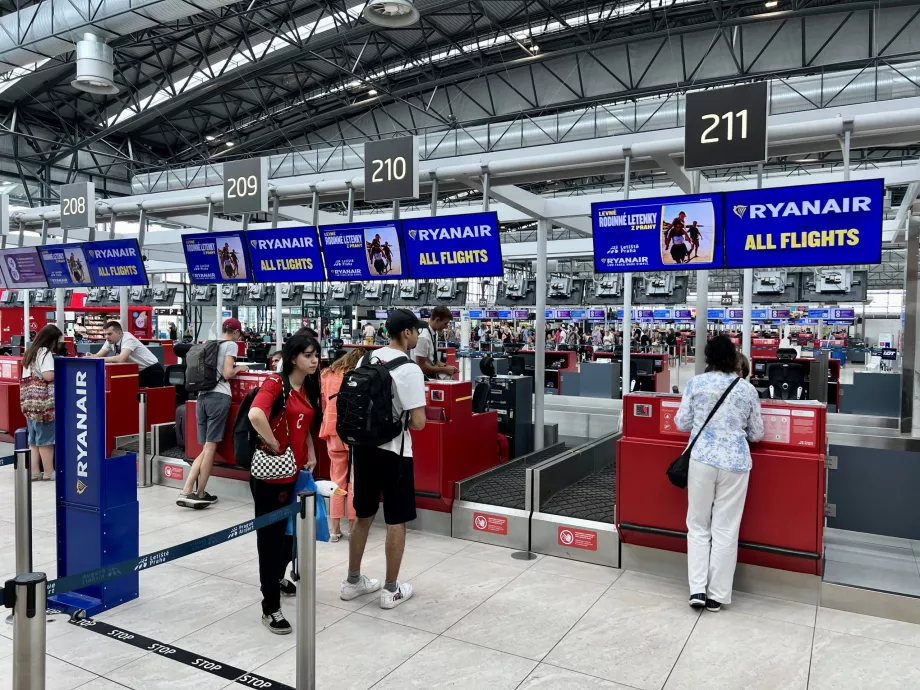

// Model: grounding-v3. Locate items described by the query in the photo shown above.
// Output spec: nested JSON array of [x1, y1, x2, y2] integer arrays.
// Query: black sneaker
[[705, 598, 722, 612], [177, 493, 207, 509], [280, 578, 297, 597], [199, 492, 219, 505], [262, 610, 292, 635], [688, 593, 706, 609]]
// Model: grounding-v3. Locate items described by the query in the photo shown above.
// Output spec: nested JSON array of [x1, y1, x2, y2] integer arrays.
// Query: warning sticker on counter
[[660, 400, 685, 436], [163, 464, 185, 481], [762, 407, 817, 447], [558, 526, 598, 551], [473, 512, 508, 535]]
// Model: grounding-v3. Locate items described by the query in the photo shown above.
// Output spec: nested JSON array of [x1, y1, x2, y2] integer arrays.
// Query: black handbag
[[666, 377, 741, 488]]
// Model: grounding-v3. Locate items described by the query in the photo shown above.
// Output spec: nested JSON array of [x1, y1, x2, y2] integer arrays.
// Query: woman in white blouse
[[675, 336, 764, 612]]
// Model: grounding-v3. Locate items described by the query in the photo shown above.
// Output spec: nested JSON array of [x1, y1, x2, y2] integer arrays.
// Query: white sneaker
[[340, 574, 381, 601], [379, 582, 413, 609]]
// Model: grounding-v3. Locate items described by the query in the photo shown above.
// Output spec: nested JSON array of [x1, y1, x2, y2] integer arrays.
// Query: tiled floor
[[5, 471, 920, 688], [824, 528, 920, 597]]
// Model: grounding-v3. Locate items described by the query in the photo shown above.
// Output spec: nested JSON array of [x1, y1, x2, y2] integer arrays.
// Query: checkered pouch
[[250, 445, 297, 481]]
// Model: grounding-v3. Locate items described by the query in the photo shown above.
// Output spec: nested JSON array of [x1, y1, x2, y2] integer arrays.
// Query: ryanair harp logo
[[408, 229, 417, 240], [86, 250, 94, 259], [250, 239, 258, 248], [733, 205, 748, 219], [76, 479, 87, 495]]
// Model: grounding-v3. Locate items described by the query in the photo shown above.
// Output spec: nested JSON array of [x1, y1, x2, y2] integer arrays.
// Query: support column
[[23, 289, 30, 347], [742, 164, 763, 359], [621, 150, 632, 399], [120, 286, 129, 331], [56, 289, 65, 332], [692, 171, 707, 374], [534, 218, 548, 450], [901, 216, 918, 434]]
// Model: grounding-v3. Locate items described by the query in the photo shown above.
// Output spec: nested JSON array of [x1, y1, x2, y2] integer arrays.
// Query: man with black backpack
[[177, 318, 248, 508], [337, 309, 426, 610]]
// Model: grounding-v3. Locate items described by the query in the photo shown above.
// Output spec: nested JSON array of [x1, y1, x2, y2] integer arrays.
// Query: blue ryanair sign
[[402, 211, 503, 279], [724, 179, 883, 268]]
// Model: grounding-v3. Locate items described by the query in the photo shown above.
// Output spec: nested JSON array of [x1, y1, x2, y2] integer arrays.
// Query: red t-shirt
[[251, 374, 315, 484]]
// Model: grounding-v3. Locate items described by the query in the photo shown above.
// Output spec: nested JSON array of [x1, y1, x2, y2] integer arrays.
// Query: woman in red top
[[248, 334, 320, 635]]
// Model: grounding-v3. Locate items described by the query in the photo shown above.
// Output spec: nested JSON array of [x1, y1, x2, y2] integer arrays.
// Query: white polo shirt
[[98, 332, 159, 370]]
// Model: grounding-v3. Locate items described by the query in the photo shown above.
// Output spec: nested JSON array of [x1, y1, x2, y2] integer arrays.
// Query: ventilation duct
[[363, 0, 419, 27], [72, 34, 118, 95]]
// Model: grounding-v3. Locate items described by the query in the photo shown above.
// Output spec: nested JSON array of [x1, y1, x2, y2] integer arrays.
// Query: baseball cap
[[386, 308, 424, 336], [222, 317, 243, 332]]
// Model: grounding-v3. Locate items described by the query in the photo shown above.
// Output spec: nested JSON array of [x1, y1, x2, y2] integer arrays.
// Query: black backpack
[[185, 340, 222, 392], [232, 375, 290, 471], [334, 353, 413, 450]]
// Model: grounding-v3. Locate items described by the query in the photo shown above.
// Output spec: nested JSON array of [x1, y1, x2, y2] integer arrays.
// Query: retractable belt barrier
[[1, 500, 302, 609], [0, 454, 15, 467]]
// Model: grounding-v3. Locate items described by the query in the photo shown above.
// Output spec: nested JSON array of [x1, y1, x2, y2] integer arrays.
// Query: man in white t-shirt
[[411, 305, 458, 380], [363, 322, 376, 345], [341, 309, 426, 611], [178, 318, 249, 509], [89, 321, 165, 387]]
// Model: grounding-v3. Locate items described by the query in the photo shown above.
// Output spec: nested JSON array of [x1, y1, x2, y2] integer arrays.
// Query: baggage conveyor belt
[[458, 442, 571, 509], [540, 461, 615, 524]]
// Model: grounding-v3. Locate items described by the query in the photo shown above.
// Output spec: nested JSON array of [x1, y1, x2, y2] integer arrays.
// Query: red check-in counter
[[105, 363, 140, 457], [751, 338, 781, 358], [0, 356, 24, 442], [184, 371, 331, 479], [411, 380, 499, 513], [616, 392, 826, 575]]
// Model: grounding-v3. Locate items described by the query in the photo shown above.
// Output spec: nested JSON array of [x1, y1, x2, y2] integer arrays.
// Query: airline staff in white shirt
[[89, 321, 165, 387]]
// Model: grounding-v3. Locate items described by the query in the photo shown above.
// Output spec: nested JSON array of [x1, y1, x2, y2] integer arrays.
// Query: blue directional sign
[[247, 226, 326, 282], [724, 179, 883, 268], [708, 308, 725, 320], [751, 308, 769, 320], [592, 193, 724, 272], [653, 309, 672, 320], [402, 212, 503, 279], [321, 220, 407, 281]]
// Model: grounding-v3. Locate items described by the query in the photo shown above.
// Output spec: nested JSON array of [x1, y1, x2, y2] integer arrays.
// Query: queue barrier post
[[295, 490, 317, 690], [137, 392, 150, 488], [13, 427, 32, 574], [5, 572, 47, 690]]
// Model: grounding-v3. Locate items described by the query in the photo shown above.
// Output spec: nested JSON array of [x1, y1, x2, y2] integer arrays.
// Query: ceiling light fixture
[[795, 158, 817, 163], [71, 33, 119, 95], [206, 135, 215, 141], [225, 142, 235, 147], [368, 89, 378, 96], [765, 1, 778, 7], [531, 44, 540, 54]]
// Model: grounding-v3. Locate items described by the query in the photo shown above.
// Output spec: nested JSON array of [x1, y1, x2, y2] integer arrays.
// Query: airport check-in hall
[[3, 1, 920, 689]]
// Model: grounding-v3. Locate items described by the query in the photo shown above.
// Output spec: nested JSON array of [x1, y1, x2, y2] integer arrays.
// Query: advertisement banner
[[497, 309, 512, 319], [724, 179, 884, 268], [771, 308, 791, 320], [831, 308, 855, 319], [55, 358, 104, 508], [751, 308, 769, 320], [182, 232, 250, 283], [402, 211, 503, 279], [40, 245, 94, 287], [592, 192, 724, 273], [808, 308, 829, 319], [588, 309, 607, 320], [486, 310, 500, 318], [570, 309, 587, 319], [707, 308, 725, 320], [653, 309, 672, 320], [674, 309, 693, 320], [637, 309, 654, 321], [85, 239, 148, 286], [512, 309, 530, 319], [556, 309, 572, 319], [468, 309, 484, 319], [321, 220, 407, 281], [247, 226, 325, 282], [0, 247, 48, 288], [727, 309, 744, 320]]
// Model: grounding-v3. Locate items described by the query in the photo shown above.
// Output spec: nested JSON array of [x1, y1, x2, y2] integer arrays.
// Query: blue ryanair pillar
[[51, 357, 138, 616]]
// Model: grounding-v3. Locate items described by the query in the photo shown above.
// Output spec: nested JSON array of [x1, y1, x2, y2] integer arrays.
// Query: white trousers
[[686, 460, 750, 604]]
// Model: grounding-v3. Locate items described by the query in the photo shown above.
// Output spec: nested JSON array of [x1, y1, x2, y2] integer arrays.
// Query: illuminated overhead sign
[[40, 245, 93, 287], [0, 247, 48, 288], [402, 212, 503, 279], [84, 239, 148, 287], [182, 231, 251, 283], [247, 227, 325, 282], [724, 179, 883, 268], [321, 220, 407, 281], [592, 193, 724, 273]]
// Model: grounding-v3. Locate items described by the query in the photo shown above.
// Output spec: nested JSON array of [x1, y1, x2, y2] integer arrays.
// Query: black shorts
[[353, 446, 417, 525], [670, 244, 688, 263], [374, 259, 387, 274]]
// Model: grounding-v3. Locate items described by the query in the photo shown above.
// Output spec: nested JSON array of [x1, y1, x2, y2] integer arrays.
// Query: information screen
[[724, 179, 883, 268], [182, 231, 251, 283], [40, 244, 94, 287], [401, 211, 503, 279], [85, 239, 148, 286], [247, 226, 326, 282], [0, 247, 48, 288], [592, 193, 724, 273], [320, 220, 407, 281]]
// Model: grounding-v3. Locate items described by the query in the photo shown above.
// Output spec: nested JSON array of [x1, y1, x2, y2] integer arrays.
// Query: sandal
[[30, 473, 42, 481], [42, 472, 55, 481], [330, 532, 343, 543]]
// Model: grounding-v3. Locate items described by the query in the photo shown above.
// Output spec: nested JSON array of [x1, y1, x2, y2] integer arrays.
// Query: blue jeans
[[27, 419, 55, 447]]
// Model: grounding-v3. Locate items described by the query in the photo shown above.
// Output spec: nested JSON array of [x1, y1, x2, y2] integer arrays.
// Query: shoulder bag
[[20, 355, 54, 423], [666, 377, 741, 489], [251, 375, 299, 481]]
